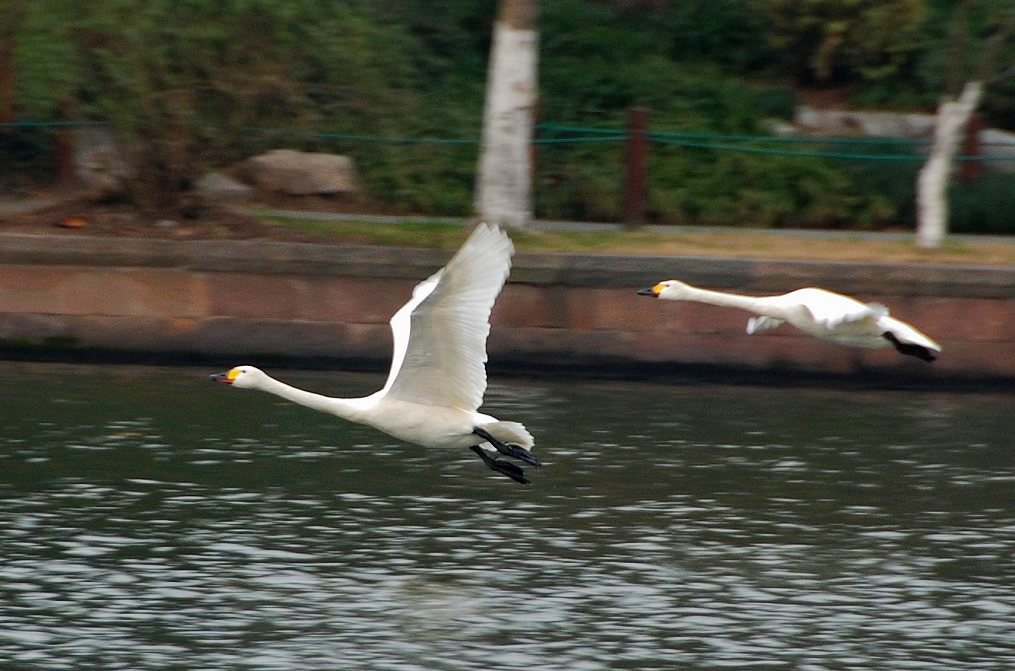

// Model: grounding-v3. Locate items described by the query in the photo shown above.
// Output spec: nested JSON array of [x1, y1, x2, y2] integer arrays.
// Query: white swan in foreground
[[212, 223, 540, 484], [638, 280, 941, 362]]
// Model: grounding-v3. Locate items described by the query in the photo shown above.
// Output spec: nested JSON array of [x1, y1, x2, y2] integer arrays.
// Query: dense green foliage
[[3, 0, 1014, 230]]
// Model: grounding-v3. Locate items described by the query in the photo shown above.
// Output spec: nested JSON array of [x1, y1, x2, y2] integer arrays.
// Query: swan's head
[[637, 279, 693, 300], [210, 365, 266, 389]]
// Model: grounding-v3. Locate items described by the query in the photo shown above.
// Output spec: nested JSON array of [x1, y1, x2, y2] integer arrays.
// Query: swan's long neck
[[256, 375, 365, 422], [679, 285, 770, 314]]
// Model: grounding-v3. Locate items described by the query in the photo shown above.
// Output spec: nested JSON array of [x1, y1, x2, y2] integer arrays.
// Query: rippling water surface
[[1, 362, 1012, 670]]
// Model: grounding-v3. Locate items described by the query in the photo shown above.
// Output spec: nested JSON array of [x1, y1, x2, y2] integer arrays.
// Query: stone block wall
[[1, 233, 1012, 386]]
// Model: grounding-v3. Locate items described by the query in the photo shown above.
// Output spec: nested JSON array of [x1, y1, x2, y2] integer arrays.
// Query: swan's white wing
[[379, 269, 442, 397], [791, 288, 883, 331], [380, 223, 514, 410], [746, 316, 783, 334]]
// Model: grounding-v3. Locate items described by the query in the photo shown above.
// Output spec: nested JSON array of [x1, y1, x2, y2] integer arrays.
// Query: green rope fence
[[3, 120, 1014, 162]]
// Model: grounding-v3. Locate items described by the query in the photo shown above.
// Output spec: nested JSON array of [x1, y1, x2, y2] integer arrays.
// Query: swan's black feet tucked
[[470, 445, 530, 485], [472, 427, 542, 467], [883, 332, 936, 362]]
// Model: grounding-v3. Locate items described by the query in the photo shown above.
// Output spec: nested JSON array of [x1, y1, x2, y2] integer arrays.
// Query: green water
[[1, 362, 1012, 670]]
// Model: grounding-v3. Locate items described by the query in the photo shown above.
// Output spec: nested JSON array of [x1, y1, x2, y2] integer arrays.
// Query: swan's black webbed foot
[[472, 427, 542, 467], [883, 332, 936, 362], [469, 445, 530, 485]]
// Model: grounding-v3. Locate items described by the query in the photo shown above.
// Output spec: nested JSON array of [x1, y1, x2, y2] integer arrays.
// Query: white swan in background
[[211, 223, 540, 484], [638, 280, 941, 362]]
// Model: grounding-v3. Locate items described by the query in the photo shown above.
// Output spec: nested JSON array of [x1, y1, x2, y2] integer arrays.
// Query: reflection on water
[[1, 362, 1012, 670]]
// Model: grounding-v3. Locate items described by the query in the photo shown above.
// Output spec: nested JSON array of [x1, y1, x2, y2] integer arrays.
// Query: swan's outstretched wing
[[746, 316, 783, 334], [380, 223, 514, 410], [380, 270, 442, 398], [791, 288, 884, 331]]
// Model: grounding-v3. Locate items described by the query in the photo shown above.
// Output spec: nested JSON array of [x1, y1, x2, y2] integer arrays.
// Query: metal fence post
[[624, 106, 649, 227], [960, 114, 982, 184]]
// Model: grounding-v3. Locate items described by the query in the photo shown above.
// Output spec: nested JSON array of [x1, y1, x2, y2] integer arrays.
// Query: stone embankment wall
[[0, 233, 1012, 386]]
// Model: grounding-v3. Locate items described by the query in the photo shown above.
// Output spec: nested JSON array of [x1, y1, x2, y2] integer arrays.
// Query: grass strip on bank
[[261, 213, 1015, 266]]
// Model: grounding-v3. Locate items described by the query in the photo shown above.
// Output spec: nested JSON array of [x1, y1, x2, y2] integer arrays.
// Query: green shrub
[[950, 172, 1015, 234], [0, 127, 58, 192], [6, 0, 1014, 233]]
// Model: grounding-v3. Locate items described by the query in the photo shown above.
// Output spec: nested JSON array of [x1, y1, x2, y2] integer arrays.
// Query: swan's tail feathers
[[883, 331, 938, 362], [747, 316, 784, 334], [474, 421, 536, 459], [472, 422, 540, 471], [881, 317, 941, 350], [486, 421, 534, 451], [881, 317, 942, 362]]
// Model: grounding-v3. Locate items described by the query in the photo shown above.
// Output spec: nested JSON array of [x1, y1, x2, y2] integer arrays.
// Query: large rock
[[795, 105, 1015, 173], [73, 127, 132, 198], [978, 129, 1015, 173], [244, 149, 359, 196], [194, 171, 254, 203], [795, 105, 936, 138]]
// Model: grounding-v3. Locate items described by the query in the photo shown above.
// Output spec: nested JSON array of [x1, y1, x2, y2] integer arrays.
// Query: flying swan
[[211, 223, 540, 484], [638, 280, 941, 362]]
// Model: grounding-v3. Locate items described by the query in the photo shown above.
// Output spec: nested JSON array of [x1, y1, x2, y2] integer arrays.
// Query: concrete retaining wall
[[1, 233, 1012, 386]]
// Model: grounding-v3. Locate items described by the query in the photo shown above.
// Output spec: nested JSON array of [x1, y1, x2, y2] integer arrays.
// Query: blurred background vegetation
[[2, 0, 1014, 232]]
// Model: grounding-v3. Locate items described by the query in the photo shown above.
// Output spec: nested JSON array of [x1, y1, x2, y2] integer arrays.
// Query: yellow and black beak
[[637, 283, 662, 297], [210, 369, 238, 384]]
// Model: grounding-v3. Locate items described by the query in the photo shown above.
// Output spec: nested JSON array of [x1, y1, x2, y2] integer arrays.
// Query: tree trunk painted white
[[916, 81, 983, 249], [475, 1, 538, 229]]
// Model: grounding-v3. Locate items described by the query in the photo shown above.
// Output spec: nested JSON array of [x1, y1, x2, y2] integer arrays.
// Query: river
[[1, 362, 1012, 670]]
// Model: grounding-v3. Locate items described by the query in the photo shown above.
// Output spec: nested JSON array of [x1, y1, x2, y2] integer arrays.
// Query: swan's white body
[[213, 223, 536, 479], [641, 280, 941, 360]]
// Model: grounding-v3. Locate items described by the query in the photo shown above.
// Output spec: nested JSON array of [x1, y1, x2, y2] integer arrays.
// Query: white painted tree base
[[475, 22, 538, 229], [916, 81, 983, 249]]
